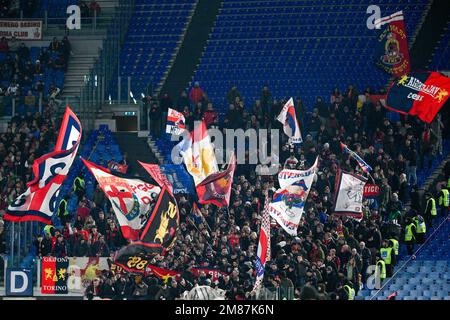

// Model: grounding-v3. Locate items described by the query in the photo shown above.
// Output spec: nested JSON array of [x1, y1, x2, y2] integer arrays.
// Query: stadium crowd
[[0, 35, 71, 117], [1, 79, 449, 300]]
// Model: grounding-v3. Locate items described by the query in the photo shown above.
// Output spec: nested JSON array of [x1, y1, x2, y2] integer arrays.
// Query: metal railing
[[369, 215, 448, 300], [0, 94, 44, 118]]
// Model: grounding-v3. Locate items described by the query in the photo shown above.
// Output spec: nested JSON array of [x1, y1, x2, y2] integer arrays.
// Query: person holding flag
[[340, 142, 373, 174]]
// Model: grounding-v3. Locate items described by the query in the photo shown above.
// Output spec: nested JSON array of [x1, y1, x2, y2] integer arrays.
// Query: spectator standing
[[189, 82, 205, 105]]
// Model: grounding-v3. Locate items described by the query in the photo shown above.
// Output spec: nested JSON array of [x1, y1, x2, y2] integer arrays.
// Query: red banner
[[191, 267, 225, 282], [363, 184, 380, 198], [138, 161, 173, 194], [41, 257, 69, 294], [145, 265, 180, 281]]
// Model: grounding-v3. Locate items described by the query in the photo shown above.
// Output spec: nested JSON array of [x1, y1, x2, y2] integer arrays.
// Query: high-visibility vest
[[390, 239, 399, 255], [43, 225, 53, 235], [404, 223, 415, 242], [380, 247, 392, 265], [376, 260, 386, 280], [426, 198, 437, 216], [58, 199, 69, 217], [413, 217, 426, 234], [344, 285, 355, 300], [439, 189, 449, 207], [73, 177, 85, 191]]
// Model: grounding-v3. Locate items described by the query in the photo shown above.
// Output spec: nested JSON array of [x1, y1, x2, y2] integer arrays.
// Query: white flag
[[269, 157, 318, 236], [277, 97, 302, 144], [333, 170, 368, 219]]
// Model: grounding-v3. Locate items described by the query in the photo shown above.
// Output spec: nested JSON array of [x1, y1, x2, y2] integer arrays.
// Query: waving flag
[[166, 108, 186, 136], [269, 157, 318, 236], [340, 142, 372, 174], [252, 193, 271, 293], [385, 72, 450, 123], [333, 170, 368, 219], [5, 107, 82, 224], [277, 97, 302, 144], [114, 186, 179, 258], [177, 121, 218, 186], [138, 161, 173, 194], [82, 158, 161, 241], [196, 153, 236, 207], [374, 11, 410, 77]]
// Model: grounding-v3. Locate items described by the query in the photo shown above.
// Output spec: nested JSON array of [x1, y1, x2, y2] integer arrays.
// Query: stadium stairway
[[357, 215, 449, 300], [409, 0, 450, 70], [160, 0, 222, 98], [112, 132, 160, 177]]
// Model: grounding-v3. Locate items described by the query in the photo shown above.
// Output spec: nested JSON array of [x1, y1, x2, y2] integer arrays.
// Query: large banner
[[0, 20, 42, 40], [113, 187, 179, 266], [41, 257, 110, 295], [374, 11, 410, 77], [5, 107, 82, 224], [269, 157, 318, 236], [385, 71, 450, 123], [333, 170, 368, 219], [41, 257, 70, 294], [82, 158, 161, 240]]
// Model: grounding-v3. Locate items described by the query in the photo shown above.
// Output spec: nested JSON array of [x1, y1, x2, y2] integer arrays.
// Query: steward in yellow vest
[[389, 237, 399, 266], [403, 217, 416, 256], [57, 196, 70, 225], [412, 214, 426, 244], [73, 175, 85, 202], [424, 193, 437, 228], [438, 187, 449, 217], [376, 256, 386, 282], [380, 240, 395, 277], [343, 284, 355, 300]]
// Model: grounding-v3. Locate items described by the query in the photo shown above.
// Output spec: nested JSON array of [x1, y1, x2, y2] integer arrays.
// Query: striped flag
[[340, 142, 372, 174], [252, 193, 271, 293], [4, 107, 82, 224], [277, 97, 302, 144], [166, 108, 186, 136]]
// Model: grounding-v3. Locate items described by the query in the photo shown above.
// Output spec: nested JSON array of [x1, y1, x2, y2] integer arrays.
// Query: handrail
[[369, 215, 448, 300]]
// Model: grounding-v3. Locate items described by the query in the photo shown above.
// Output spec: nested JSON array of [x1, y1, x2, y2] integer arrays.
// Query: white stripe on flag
[[374, 10, 404, 28]]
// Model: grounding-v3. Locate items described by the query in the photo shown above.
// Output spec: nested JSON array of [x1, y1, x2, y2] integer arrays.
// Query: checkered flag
[[252, 193, 272, 294]]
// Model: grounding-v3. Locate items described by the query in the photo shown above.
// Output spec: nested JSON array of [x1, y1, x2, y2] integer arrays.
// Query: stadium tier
[[192, 0, 430, 110], [108, 0, 197, 100]]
